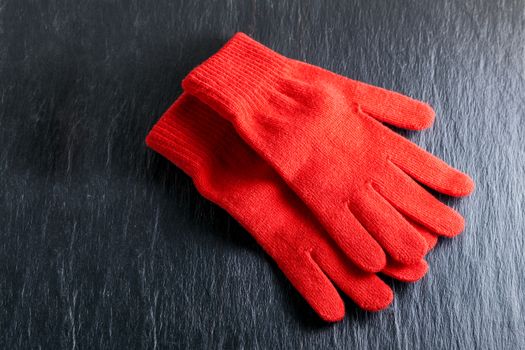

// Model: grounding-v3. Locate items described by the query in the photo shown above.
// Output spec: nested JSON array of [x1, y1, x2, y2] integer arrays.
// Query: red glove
[[146, 94, 436, 321], [183, 33, 474, 273]]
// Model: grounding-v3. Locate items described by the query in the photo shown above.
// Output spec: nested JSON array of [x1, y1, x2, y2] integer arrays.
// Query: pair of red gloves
[[146, 33, 474, 321]]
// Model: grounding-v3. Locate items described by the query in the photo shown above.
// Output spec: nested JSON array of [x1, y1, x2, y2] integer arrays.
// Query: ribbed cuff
[[145, 93, 239, 178], [182, 33, 290, 118]]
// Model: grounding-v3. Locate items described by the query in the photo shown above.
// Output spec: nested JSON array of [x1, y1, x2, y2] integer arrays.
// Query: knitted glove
[[146, 94, 436, 321], [182, 33, 474, 272]]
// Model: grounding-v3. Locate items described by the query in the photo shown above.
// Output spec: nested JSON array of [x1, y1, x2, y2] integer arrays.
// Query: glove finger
[[388, 212, 439, 253], [349, 184, 428, 265], [374, 163, 465, 237], [351, 79, 435, 130], [381, 258, 429, 282], [387, 134, 475, 197], [327, 205, 388, 272], [312, 242, 393, 312], [406, 215, 439, 252], [277, 250, 345, 322], [379, 215, 434, 283]]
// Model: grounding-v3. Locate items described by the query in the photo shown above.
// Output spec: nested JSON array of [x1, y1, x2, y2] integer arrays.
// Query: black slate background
[[1, 0, 524, 349]]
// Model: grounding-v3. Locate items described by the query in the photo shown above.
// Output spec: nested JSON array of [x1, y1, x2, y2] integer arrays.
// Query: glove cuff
[[145, 94, 240, 179], [182, 32, 289, 118]]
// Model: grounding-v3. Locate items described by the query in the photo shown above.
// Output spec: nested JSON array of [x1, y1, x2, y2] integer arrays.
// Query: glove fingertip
[[449, 174, 476, 197], [317, 303, 346, 322], [359, 287, 394, 312], [410, 102, 435, 130], [442, 212, 466, 238], [383, 259, 429, 283]]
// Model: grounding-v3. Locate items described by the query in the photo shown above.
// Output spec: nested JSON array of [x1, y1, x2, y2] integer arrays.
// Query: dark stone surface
[[1, 0, 524, 348]]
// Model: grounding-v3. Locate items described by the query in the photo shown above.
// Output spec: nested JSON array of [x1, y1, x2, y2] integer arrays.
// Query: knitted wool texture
[[146, 94, 439, 322], [182, 33, 475, 273]]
